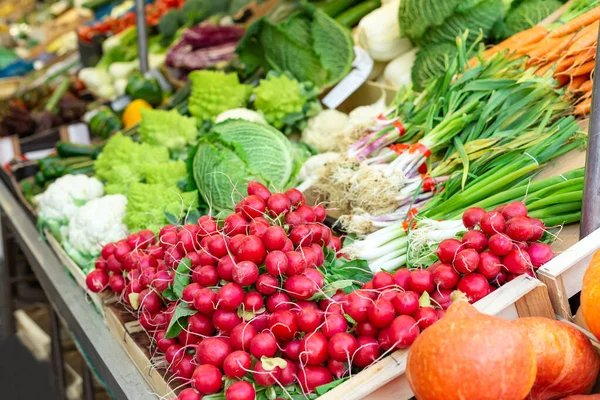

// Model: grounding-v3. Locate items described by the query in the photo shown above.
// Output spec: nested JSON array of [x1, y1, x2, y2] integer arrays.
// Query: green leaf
[[185, 209, 201, 225], [266, 386, 277, 400], [419, 291, 431, 308], [73, 198, 87, 207], [165, 303, 196, 338], [162, 288, 177, 302], [310, 280, 354, 301], [173, 258, 192, 298], [344, 313, 356, 325], [453, 136, 470, 190], [164, 211, 179, 225], [315, 376, 350, 395]]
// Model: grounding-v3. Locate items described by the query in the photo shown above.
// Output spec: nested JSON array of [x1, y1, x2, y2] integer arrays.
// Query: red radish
[[216, 283, 244, 311], [300, 332, 329, 365], [378, 328, 393, 351], [109, 274, 125, 293], [328, 332, 358, 361], [193, 288, 216, 315], [297, 365, 333, 394], [229, 234, 246, 255], [414, 307, 439, 330], [207, 236, 229, 258], [304, 269, 325, 291], [352, 336, 381, 367], [114, 240, 132, 262], [146, 245, 164, 260], [297, 308, 323, 333], [301, 246, 318, 268], [241, 195, 266, 219], [232, 261, 259, 286], [224, 214, 248, 236], [503, 249, 532, 274], [329, 236, 342, 252], [462, 207, 486, 229], [355, 321, 380, 337], [462, 230, 488, 253], [182, 283, 202, 304], [217, 255, 237, 281], [139, 255, 158, 270], [393, 269, 411, 289], [95, 257, 107, 270], [160, 230, 178, 251], [250, 314, 269, 332], [495, 271, 508, 285], [262, 226, 287, 251], [284, 275, 317, 300], [297, 300, 321, 311], [327, 358, 348, 379], [432, 264, 459, 289], [454, 249, 480, 274], [278, 359, 297, 385], [513, 241, 529, 251], [198, 216, 218, 236], [290, 225, 314, 247], [319, 226, 332, 246], [479, 211, 506, 236], [322, 314, 348, 339], [502, 201, 528, 220], [250, 332, 277, 358], [265, 251, 288, 276], [192, 364, 222, 394], [155, 331, 178, 353], [267, 193, 292, 216], [107, 255, 122, 273], [408, 270, 434, 294], [196, 337, 232, 368], [173, 354, 195, 379], [477, 251, 502, 279], [230, 323, 257, 351], [178, 389, 201, 400], [247, 181, 271, 202], [393, 291, 420, 315], [527, 243, 553, 267], [189, 251, 204, 268], [436, 239, 462, 263], [284, 340, 301, 360], [253, 359, 280, 387], [389, 315, 420, 349], [505, 216, 534, 241], [242, 291, 264, 312], [139, 268, 156, 288], [188, 313, 215, 336], [431, 289, 452, 309], [268, 310, 299, 341], [457, 273, 490, 303], [285, 188, 306, 206], [488, 233, 513, 256], [225, 380, 255, 400], [164, 246, 183, 268], [266, 292, 292, 312], [310, 243, 325, 266], [313, 205, 327, 222], [140, 310, 168, 333], [222, 350, 252, 379], [177, 328, 201, 346], [139, 289, 162, 314], [165, 344, 184, 364], [285, 211, 306, 227], [368, 298, 396, 328], [249, 220, 269, 238], [101, 243, 117, 259], [256, 274, 278, 295], [373, 272, 395, 290], [192, 265, 218, 287], [529, 218, 545, 241], [286, 251, 307, 275], [212, 310, 242, 334], [237, 235, 266, 265]]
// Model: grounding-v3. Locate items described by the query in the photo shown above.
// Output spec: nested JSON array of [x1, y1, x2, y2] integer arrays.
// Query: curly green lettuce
[[139, 109, 198, 151], [189, 70, 252, 122], [253, 71, 322, 135]]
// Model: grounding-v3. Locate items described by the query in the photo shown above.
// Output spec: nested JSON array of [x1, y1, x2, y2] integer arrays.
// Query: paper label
[[67, 123, 91, 145], [24, 148, 55, 161], [322, 46, 374, 109], [0, 137, 14, 166]]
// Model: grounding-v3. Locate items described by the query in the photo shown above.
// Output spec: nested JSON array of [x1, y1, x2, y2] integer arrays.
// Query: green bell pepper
[[126, 74, 163, 107]]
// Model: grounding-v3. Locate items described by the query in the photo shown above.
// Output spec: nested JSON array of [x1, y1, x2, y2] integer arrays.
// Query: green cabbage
[[399, 0, 460, 42], [192, 120, 294, 211], [412, 42, 458, 91], [236, 4, 354, 89], [494, 0, 563, 40], [139, 109, 198, 151]]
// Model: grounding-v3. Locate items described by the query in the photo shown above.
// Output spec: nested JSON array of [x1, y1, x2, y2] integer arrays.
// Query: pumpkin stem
[[451, 290, 469, 303]]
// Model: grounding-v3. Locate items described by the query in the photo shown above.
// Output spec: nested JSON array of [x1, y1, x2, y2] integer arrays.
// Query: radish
[[297, 308, 323, 333], [249, 313, 269, 332], [177, 329, 201, 346], [265, 251, 288, 276], [299, 331, 329, 365], [243, 291, 264, 312], [107, 255, 122, 273], [262, 226, 287, 251], [165, 344, 184, 364], [488, 233, 513, 256], [296, 205, 317, 223], [495, 270, 508, 285], [322, 314, 348, 339], [114, 240, 132, 262], [212, 310, 242, 334], [232, 261, 259, 286], [297, 365, 333, 394], [224, 214, 248, 236], [454, 249, 480, 274], [355, 321, 380, 338], [192, 265, 218, 287], [389, 315, 420, 349], [457, 273, 490, 303], [285, 251, 307, 275], [207, 236, 229, 258], [328, 358, 348, 379], [187, 252, 202, 268], [230, 322, 257, 351], [462, 230, 488, 253], [329, 236, 342, 252], [138, 255, 158, 271], [392, 291, 420, 315], [247, 181, 271, 202], [193, 288, 216, 315], [393, 269, 411, 289], [431, 289, 452, 309], [310, 243, 325, 266], [178, 388, 201, 400], [373, 272, 395, 290], [368, 298, 396, 328], [253, 359, 280, 387], [408, 270, 435, 294], [228, 234, 245, 255], [101, 242, 117, 259], [173, 354, 195, 379], [249, 220, 269, 239], [250, 332, 278, 358], [140, 310, 168, 333], [95, 257, 107, 270], [155, 331, 178, 353], [165, 246, 184, 268], [109, 274, 125, 293], [225, 380, 255, 400], [266, 292, 292, 312], [240, 195, 266, 219], [139, 268, 156, 289], [192, 364, 222, 394], [267, 193, 292, 216], [301, 246, 318, 268], [188, 313, 215, 336], [284, 275, 317, 300], [139, 289, 162, 314], [479, 211, 506, 236], [503, 249, 532, 274], [529, 217, 545, 241], [352, 336, 381, 367], [216, 283, 244, 311], [378, 328, 393, 351], [477, 251, 502, 279], [279, 359, 297, 385], [223, 350, 252, 378], [527, 243, 553, 267], [198, 216, 218, 236], [256, 274, 279, 295], [432, 264, 459, 289], [436, 239, 461, 263], [319, 226, 332, 247], [182, 284, 203, 305], [284, 339, 301, 360], [237, 235, 266, 265], [285, 211, 306, 227], [328, 332, 358, 361], [414, 307, 439, 330], [505, 216, 534, 242], [285, 188, 306, 206], [313, 205, 327, 223], [178, 225, 200, 253], [268, 310, 298, 341], [462, 207, 486, 229], [217, 255, 237, 282], [502, 201, 528, 220], [304, 268, 325, 290], [160, 230, 178, 251], [146, 245, 164, 260]]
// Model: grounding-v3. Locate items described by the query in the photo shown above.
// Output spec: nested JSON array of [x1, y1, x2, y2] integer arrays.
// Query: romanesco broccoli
[[141, 160, 188, 187], [188, 71, 252, 122], [139, 109, 198, 151]]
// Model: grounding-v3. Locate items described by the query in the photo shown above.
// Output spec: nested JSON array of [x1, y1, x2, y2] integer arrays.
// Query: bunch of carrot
[[471, 7, 600, 115]]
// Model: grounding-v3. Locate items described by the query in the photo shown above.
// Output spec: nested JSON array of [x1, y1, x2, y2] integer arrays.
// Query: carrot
[[566, 21, 599, 55], [548, 7, 600, 38], [574, 97, 592, 115], [568, 75, 589, 92], [535, 62, 553, 76], [556, 73, 570, 87], [471, 25, 548, 66], [580, 79, 594, 93], [572, 59, 596, 76], [555, 55, 576, 73], [527, 33, 577, 67]]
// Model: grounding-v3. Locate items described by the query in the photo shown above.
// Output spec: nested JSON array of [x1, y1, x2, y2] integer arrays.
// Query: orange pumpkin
[[515, 317, 600, 400], [582, 250, 600, 341], [562, 396, 600, 400], [406, 297, 537, 400]]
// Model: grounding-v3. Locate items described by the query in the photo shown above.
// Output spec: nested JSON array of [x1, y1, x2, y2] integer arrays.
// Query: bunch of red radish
[[431, 201, 553, 305]]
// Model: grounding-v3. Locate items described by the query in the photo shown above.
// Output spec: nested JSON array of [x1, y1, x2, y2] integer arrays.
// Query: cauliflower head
[[301, 109, 349, 152], [35, 175, 104, 222]]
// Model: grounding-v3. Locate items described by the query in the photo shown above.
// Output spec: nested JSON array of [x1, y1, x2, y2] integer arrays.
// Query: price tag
[[322, 46, 374, 109], [0, 137, 15, 166], [24, 148, 55, 161], [67, 123, 91, 145]]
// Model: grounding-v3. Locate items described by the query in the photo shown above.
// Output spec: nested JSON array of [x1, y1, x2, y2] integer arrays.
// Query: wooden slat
[[515, 284, 555, 319]]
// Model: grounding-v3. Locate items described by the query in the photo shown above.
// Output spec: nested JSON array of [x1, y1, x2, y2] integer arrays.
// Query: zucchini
[[56, 141, 101, 159], [335, 0, 381, 27], [313, 0, 362, 17]]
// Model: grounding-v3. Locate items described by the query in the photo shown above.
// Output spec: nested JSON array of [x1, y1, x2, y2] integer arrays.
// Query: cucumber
[[313, 0, 362, 17], [335, 0, 381, 27], [56, 141, 101, 159]]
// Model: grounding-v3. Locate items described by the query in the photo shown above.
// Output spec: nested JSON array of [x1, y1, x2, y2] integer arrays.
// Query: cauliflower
[[301, 109, 350, 153], [64, 194, 128, 258], [215, 108, 267, 125], [35, 175, 104, 222]]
